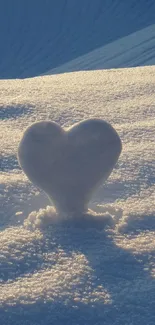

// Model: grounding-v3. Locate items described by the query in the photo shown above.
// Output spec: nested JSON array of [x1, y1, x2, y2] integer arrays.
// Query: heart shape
[[18, 119, 122, 216]]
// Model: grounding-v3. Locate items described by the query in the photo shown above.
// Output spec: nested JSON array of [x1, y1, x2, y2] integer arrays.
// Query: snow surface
[[0, 0, 155, 78], [1, 67, 155, 324], [1, 1, 155, 323]]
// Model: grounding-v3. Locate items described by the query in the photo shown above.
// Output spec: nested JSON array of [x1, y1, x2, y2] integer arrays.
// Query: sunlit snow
[[1, 66, 155, 324]]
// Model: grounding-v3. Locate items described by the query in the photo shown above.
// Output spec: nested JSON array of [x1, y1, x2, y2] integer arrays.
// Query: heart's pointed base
[[48, 194, 88, 220]]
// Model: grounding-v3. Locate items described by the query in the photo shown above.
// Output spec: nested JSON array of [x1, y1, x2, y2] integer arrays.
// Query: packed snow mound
[[23, 205, 116, 231], [0, 0, 155, 78]]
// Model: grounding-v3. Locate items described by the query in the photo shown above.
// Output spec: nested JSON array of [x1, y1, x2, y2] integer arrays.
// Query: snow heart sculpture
[[18, 119, 122, 216]]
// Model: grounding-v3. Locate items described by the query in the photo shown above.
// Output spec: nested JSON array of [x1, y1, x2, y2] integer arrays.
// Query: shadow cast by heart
[[0, 299, 140, 325], [0, 295, 149, 325], [46, 218, 151, 284], [0, 209, 155, 325]]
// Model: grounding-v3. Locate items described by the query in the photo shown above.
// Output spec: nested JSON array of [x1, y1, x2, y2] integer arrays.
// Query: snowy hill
[[0, 0, 155, 78], [1, 66, 155, 324], [1, 1, 155, 324], [47, 24, 155, 74]]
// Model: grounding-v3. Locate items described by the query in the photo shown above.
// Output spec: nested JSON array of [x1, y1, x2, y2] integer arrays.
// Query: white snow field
[[0, 0, 155, 78], [1, 0, 155, 324], [0, 67, 155, 325]]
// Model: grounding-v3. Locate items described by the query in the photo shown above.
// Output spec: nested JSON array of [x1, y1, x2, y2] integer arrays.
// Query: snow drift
[[0, 66, 155, 324]]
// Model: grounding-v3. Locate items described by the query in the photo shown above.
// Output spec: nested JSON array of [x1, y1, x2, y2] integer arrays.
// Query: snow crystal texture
[[0, 67, 155, 324]]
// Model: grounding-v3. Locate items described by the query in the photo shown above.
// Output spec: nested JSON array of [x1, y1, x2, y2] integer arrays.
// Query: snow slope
[[0, 0, 155, 78], [47, 24, 155, 74], [1, 66, 155, 324]]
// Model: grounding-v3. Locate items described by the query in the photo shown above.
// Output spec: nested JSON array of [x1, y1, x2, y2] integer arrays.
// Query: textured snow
[[0, 66, 155, 324], [1, 1, 155, 323]]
